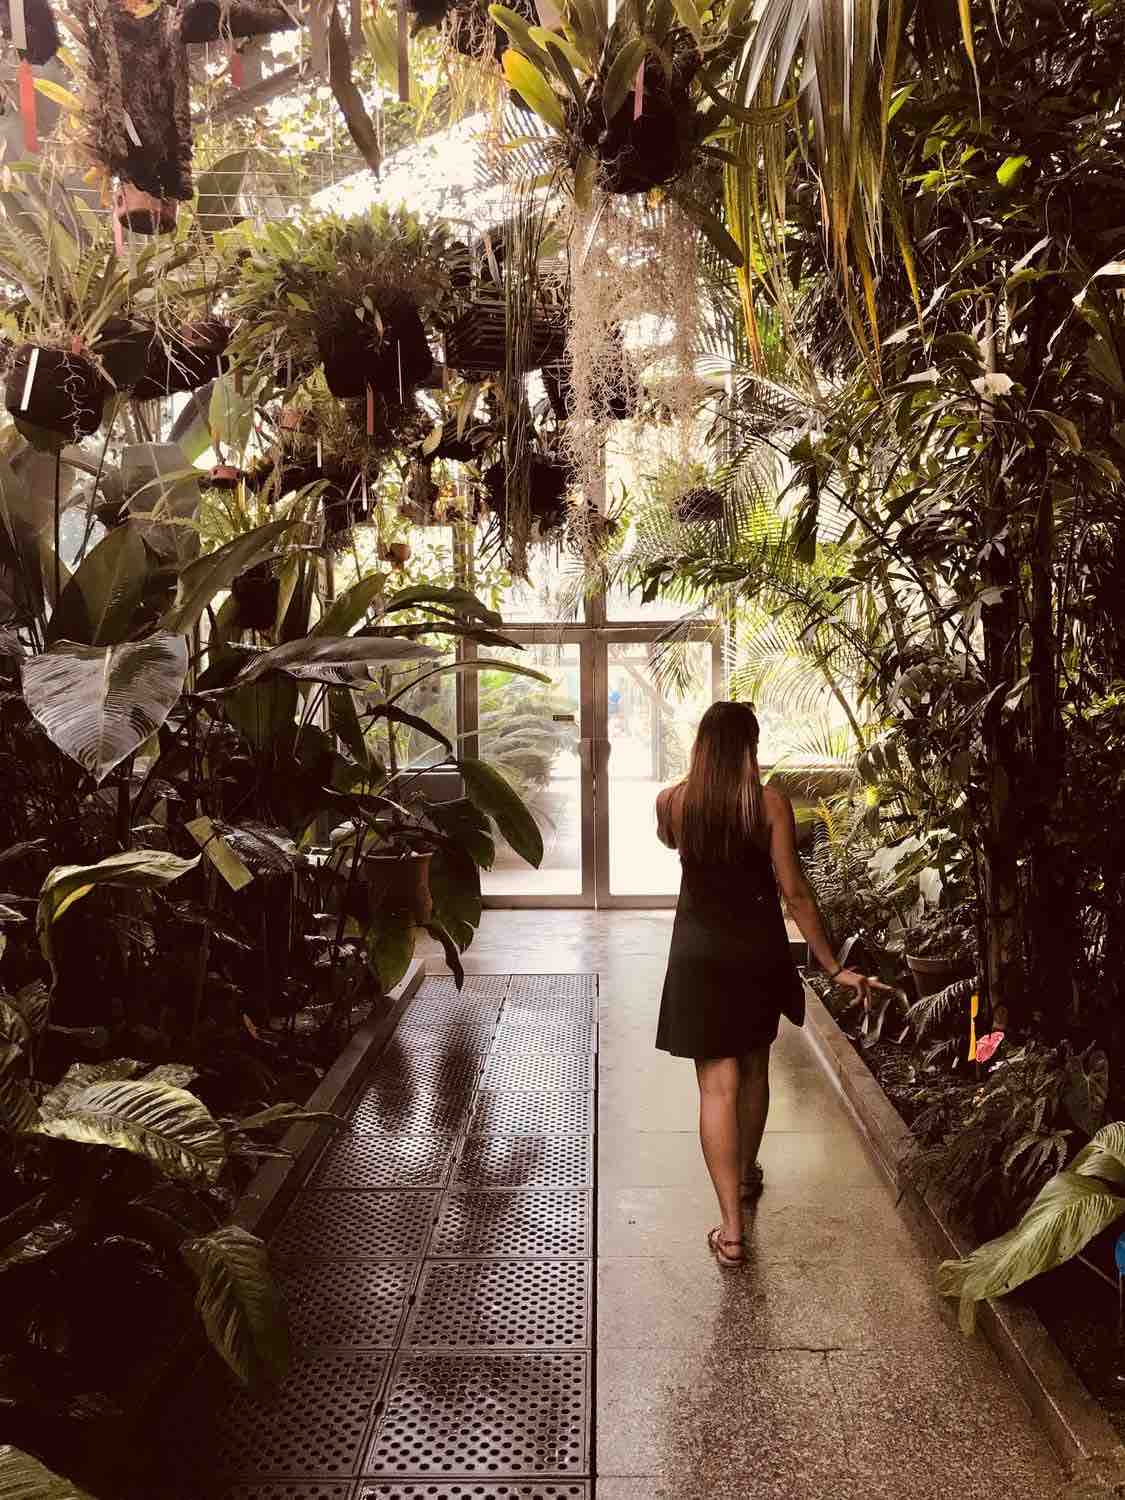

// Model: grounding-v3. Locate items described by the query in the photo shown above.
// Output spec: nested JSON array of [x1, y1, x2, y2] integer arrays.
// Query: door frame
[[465, 622, 724, 910]]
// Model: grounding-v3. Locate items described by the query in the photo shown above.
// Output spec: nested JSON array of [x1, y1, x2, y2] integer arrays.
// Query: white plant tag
[[123, 112, 143, 147], [9, 0, 27, 54], [19, 345, 39, 412]]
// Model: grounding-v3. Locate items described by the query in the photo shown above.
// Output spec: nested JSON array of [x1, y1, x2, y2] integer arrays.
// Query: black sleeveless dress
[[656, 824, 804, 1060]]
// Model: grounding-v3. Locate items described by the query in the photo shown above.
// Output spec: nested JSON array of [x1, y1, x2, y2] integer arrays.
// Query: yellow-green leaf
[[501, 50, 566, 133], [33, 79, 82, 111]]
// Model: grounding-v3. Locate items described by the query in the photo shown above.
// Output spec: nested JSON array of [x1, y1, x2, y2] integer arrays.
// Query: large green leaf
[[159, 520, 298, 636], [424, 797, 495, 869], [22, 633, 189, 782], [181, 1225, 290, 1388], [501, 49, 566, 132], [387, 658, 548, 706], [0, 1045, 38, 1132], [37, 1058, 145, 1122], [367, 911, 416, 993], [368, 704, 452, 755], [0, 1446, 97, 1499], [215, 634, 440, 690], [37, 850, 200, 956], [428, 845, 483, 950], [46, 524, 150, 646], [224, 675, 300, 750], [458, 757, 544, 868], [120, 444, 202, 565], [36, 1078, 227, 1184], [936, 1155, 1125, 1332], [313, 574, 387, 637]]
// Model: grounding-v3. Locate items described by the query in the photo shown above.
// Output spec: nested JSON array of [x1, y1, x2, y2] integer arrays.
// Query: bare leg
[[695, 1056, 743, 1251], [738, 1045, 771, 1185]]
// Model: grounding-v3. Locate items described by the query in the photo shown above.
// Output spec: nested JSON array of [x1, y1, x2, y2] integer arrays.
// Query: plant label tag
[[123, 112, 143, 147], [316, 437, 323, 468], [9, 0, 27, 53], [19, 345, 39, 412], [534, 0, 562, 23], [186, 815, 254, 892], [366, 384, 375, 435], [633, 57, 644, 120]]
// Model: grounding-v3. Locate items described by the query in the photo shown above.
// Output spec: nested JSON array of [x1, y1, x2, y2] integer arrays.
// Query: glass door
[[473, 636, 595, 906], [595, 632, 720, 908]]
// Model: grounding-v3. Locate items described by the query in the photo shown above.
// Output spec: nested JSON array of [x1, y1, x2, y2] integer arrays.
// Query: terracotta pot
[[208, 464, 242, 490], [361, 850, 433, 924], [4, 344, 108, 439], [280, 405, 317, 435], [115, 184, 177, 236], [381, 541, 412, 567], [906, 952, 969, 1001]]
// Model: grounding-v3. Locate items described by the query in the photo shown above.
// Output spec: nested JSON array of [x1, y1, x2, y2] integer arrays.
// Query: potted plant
[[115, 183, 178, 237], [208, 462, 244, 490], [672, 484, 725, 523], [380, 540, 412, 568], [483, 452, 571, 542], [3, 339, 110, 440], [231, 560, 280, 632], [181, 0, 299, 43], [131, 318, 232, 400], [446, 287, 567, 376], [493, 0, 745, 223], [226, 206, 453, 412], [903, 906, 977, 1000], [543, 328, 639, 423]]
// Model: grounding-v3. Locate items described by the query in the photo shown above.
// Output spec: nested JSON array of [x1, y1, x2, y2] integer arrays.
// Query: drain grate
[[454, 1136, 593, 1190], [314, 1132, 455, 1190], [490, 1024, 595, 1056], [282, 1260, 417, 1349], [367, 1042, 484, 1096], [431, 1192, 591, 1260], [404, 1262, 590, 1351], [356, 1485, 589, 1498], [352, 1087, 470, 1137], [415, 976, 510, 1003], [210, 1484, 355, 1500], [481, 1053, 594, 1093], [501, 1001, 596, 1029], [272, 1191, 438, 1261], [364, 1354, 589, 1477], [506, 976, 595, 1000], [469, 1092, 593, 1138], [187, 1352, 388, 1478]]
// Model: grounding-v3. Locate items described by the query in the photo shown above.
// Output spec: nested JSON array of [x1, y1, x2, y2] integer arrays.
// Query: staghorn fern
[[906, 974, 980, 1041]]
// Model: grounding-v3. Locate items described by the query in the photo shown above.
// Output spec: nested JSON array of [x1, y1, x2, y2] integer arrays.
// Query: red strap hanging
[[18, 62, 38, 154], [230, 45, 244, 88], [366, 384, 375, 435]]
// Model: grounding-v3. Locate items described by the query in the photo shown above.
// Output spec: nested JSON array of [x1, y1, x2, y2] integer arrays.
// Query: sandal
[[707, 1227, 746, 1268], [741, 1161, 764, 1202]]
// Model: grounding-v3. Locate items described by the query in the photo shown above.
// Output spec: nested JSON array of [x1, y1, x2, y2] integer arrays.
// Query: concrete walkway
[[422, 911, 1064, 1500]]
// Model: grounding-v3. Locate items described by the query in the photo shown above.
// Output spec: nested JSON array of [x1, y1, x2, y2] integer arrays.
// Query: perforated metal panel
[[404, 1262, 590, 1350], [197, 1352, 388, 1477], [215, 1482, 355, 1499], [397, 1023, 497, 1055], [272, 1191, 439, 1261], [364, 1354, 589, 1477], [352, 1087, 471, 1137], [501, 1001, 596, 1028], [506, 975, 595, 1000], [454, 1136, 593, 1190], [368, 1042, 484, 1096], [490, 1024, 595, 1055], [417, 975, 511, 1001], [356, 1484, 588, 1498], [315, 1131, 455, 1189], [431, 1192, 591, 1260], [481, 1053, 595, 1093], [282, 1260, 417, 1349], [469, 1091, 594, 1138]]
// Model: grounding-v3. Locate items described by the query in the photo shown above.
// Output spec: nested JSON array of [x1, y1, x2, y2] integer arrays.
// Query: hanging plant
[[180, 0, 299, 43], [483, 452, 571, 544], [114, 183, 177, 237], [398, 460, 441, 525], [492, 1, 746, 252], [231, 560, 280, 633], [226, 205, 454, 414], [0, 0, 60, 63], [131, 318, 232, 401], [73, 0, 194, 229], [3, 342, 109, 440], [446, 288, 566, 377], [672, 484, 725, 524], [543, 326, 639, 424]]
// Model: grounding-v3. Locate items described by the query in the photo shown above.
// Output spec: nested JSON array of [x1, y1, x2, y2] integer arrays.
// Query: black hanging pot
[[543, 338, 639, 424], [583, 45, 701, 196], [316, 295, 434, 401], [181, 0, 299, 41], [432, 419, 494, 462], [4, 344, 109, 439], [95, 317, 156, 391], [406, 0, 449, 30], [484, 456, 571, 537], [131, 318, 231, 400], [445, 298, 566, 377], [231, 562, 279, 632], [0, 0, 60, 64], [672, 486, 724, 523], [246, 458, 323, 500]]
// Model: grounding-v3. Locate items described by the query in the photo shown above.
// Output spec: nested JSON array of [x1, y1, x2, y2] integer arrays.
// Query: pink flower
[[975, 1031, 1004, 1064]]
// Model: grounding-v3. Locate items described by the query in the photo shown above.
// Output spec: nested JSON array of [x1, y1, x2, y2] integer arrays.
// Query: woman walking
[[656, 701, 884, 1268]]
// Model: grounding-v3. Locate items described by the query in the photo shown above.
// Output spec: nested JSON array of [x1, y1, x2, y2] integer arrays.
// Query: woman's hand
[[831, 968, 895, 1010]]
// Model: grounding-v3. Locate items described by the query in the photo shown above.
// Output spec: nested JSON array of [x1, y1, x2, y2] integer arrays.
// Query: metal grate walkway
[[170, 973, 598, 1499]]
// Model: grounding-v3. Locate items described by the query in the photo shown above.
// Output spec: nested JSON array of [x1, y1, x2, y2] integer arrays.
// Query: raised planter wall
[[801, 978, 1124, 1478]]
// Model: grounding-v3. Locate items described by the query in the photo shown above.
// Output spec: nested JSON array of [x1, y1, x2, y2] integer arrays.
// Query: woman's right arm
[[764, 786, 876, 1004]]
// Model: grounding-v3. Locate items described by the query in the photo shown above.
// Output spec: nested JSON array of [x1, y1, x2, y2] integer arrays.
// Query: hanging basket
[[431, 419, 494, 463], [905, 953, 969, 1001], [231, 562, 279, 632], [95, 317, 156, 391], [543, 339, 639, 424], [445, 297, 566, 377], [484, 456, 571, 539], [131, 319, 232, 400], [208, 464, 243, 490], [672, 486, 724, 524], [115, 183, 177, 236], [316, 296, 434, 401], [581, 37, 705, 195], [180, 0, 299, 42], [4, 344, 108, 439], [246, 457, 323, 499]]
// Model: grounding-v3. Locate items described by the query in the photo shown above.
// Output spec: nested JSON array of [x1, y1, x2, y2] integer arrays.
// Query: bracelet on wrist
[[828, 964, 844, 979]]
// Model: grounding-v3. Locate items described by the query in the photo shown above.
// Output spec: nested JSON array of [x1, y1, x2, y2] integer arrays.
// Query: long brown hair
[[678, 701, 764, 861]]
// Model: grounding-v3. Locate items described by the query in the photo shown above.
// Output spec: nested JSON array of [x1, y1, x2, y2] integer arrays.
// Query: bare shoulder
[[761, 782, 792, 824]]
